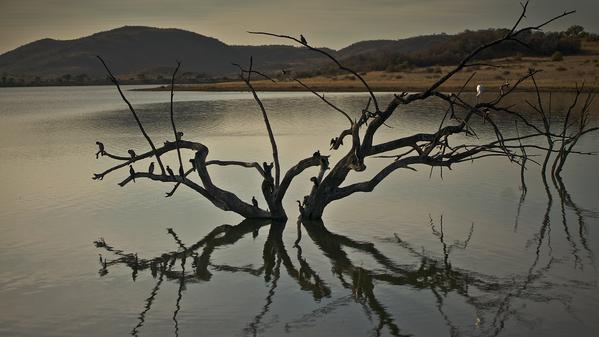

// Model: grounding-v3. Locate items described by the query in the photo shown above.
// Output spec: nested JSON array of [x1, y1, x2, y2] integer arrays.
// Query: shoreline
[[136, 53, 599, 94], [135, 82, 599, 93]]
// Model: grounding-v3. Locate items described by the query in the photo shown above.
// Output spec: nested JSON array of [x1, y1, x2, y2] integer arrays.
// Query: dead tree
[[93, 1, 595, 220]]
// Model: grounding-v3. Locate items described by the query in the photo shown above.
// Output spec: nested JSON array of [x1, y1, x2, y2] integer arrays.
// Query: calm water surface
[[0, 86, 598, 337]]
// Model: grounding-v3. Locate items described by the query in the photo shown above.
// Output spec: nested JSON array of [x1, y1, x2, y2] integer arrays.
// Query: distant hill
[[0, 25, 591, 86], [0, 26, 332, 82], [304, 29, 584, 76], [337, 35, 451, 58]]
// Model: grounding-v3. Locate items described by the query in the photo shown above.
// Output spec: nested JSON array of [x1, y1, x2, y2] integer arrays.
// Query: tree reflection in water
[[94, 179, 595, 337]]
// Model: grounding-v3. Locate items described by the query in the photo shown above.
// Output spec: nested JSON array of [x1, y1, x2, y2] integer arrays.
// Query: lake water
[[0, 85, 598, 337]]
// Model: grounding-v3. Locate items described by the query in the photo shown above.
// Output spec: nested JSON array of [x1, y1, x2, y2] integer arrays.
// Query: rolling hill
[[0, 25, 588, 85], [0, 26, 333, 80]]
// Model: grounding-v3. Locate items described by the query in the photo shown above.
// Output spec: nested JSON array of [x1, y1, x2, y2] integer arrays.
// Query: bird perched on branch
[[95, 141, 105, 159], [330, 137, 344, 150], [189, 158, 196, 171], [262, 161, 274, 177], [300, 34, 307, 45], [476, 84, 485, 104], [128, 149, 136, 159], [313, 150, 321, 158], [296, 200, 305, 216], [148, 162, 154, 174], [310, 176, 319, 187], [176, 131, 184, 141], [476, 84, 486, 122], [129, 165, 136, 182], [500, 80, 510, 96], [252, 196, 258, 208], [166, 165, 175, 177]]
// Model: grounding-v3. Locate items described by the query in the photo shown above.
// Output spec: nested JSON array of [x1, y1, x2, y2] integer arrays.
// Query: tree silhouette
[[93, 2, 596, 220]]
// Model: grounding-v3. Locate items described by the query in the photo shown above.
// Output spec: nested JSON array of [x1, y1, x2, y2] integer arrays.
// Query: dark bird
[[262, 161, 273, 177], [313, 150, 321, 158], [500, 80, 510, 96], [148, 162, 155, 174], [176, 131, 184, 141], [481, 107, 491, 123], [252, 196, 258, 207], [129, 165, 136, 182], [189, 158, 197, 171], [296, 200, 305, 216], [179, 166, 185, 177], [310, 176, 319, 187], [320, 156, 330, 170], [166, 165, 175, 177], [128, 149, 136, 159], [300, 34, 307, 45], [330, 137, 344, 149], [95, 141, 105, 159]]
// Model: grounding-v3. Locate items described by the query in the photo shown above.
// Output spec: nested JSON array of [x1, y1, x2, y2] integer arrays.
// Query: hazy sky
[[1, 0, 598, 54]]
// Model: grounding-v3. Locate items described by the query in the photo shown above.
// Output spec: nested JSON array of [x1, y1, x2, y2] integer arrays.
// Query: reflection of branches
[[483, 167, 598, 336], [554, 175, 596, 268], [485, 257, 555, 337], [131, 264, 169, 337], [284, 295, 355, 332], [173, 256, 186, 337], [431, 288, 459, 337], [95, 186, 596, 337], [303, 220, 408, 336], [96, 220, 268, 337], [486, 184, 556, 336], [266, 224, 331, 299], [245, 251, 281, 337], [428, 214, 474, 268]]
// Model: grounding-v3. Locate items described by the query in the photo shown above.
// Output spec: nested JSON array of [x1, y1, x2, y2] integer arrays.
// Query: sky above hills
[[1, 0, 598, 54]]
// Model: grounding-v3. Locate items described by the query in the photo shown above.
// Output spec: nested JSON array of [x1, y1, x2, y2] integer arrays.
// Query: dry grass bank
[[142, 45, 599, 93]]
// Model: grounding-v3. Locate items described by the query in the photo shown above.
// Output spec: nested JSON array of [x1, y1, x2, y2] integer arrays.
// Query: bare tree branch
[[97, 56, 166, 174]]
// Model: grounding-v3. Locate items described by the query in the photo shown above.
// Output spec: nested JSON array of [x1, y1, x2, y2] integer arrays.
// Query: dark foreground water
[[0, 86, 598, 337]]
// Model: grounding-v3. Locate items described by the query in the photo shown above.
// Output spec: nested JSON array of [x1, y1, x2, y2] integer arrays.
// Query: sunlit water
[[0, 86, 598, 337]]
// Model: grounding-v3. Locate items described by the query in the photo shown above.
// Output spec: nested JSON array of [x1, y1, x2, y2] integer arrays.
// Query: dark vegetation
[[326, 29, 582, 75], [0, 24, 596, 87]]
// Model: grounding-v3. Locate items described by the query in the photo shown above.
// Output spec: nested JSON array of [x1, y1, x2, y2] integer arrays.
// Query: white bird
[[476, 84, 485, 103], [476, 84, 486, 123]]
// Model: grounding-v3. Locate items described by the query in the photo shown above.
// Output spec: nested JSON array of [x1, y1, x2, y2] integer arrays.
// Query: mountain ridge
[[0, 25, 588, 85]]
